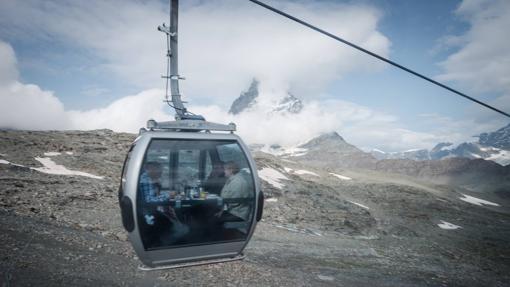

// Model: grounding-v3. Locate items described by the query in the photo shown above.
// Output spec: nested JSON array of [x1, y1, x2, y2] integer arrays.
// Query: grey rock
[[294, 132, 377, 169], [479, 123, 510, 150], [229, 78, 259, 115]]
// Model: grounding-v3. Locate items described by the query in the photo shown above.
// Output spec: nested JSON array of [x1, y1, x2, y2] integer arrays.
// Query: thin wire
[[248, 0, 510, 119]]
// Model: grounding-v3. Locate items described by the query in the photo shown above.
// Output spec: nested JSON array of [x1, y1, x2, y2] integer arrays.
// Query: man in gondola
[[203, 161, 227, 195], [139, 161, 187, 246], [218, 161, 251, 222]]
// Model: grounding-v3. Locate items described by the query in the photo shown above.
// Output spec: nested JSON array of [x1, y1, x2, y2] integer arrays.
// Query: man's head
[[144, 161, 162, 180], [211, 161, 225, 177], [224, 161, 240, 178]]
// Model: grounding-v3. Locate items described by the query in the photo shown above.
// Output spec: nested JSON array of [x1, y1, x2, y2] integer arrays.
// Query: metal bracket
[[146, 119, 236, 132]]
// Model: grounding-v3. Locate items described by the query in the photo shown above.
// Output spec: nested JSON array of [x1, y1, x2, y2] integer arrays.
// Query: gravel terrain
[[1, 130, 509, 286]]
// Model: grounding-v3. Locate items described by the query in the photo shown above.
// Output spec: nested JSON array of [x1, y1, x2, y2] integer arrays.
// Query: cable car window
[[177, 149, 200, 185], [137, 139, 255, 250], [121, 144, 135, 191]]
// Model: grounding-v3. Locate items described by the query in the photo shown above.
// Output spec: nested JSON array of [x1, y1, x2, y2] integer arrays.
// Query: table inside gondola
[[145, 195, 224, 225], [168, 196, 223, 208]]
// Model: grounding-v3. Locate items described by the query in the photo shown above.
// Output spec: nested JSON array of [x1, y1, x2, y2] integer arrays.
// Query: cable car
[[118, 0, 263, 269]]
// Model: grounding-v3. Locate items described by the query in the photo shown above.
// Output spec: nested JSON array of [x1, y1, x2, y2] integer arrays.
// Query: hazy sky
[[0, 0, 509, 151]]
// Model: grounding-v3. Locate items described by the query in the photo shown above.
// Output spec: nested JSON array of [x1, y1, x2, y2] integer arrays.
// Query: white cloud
[[0, 42, 68, 130], [0, 39, 472, 151], [67, 89, 169, 132], [0, 40, 170, 132], [3, 1, 501, 152], [0, 41, 18, 85], [190, 83, 445, 151], [437, 0, 510, 96], [0, 0, 389, 106]]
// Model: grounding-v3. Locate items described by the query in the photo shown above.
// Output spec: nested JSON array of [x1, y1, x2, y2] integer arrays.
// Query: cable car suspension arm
[[158, 0, 204, 121]]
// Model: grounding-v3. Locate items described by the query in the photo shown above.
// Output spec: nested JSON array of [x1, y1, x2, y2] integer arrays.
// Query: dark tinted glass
[[137, 139, 255, 250]]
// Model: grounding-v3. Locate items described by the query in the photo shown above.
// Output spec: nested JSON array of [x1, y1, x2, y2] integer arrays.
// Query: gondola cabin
[[119, 120, 263, 268]]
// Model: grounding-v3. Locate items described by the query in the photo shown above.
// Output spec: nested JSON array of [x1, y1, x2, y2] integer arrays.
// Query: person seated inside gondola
[[216, 161, 251, 223], [139, 161, 188, 247], [203, 161, 227, 195]]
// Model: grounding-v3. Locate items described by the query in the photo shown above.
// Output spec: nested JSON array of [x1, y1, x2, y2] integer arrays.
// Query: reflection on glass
[[137, 140, 255, 250]]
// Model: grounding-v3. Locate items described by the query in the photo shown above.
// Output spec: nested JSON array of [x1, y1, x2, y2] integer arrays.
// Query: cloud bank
[[0, 41, 170, 132], [437, 0, 510, 121], [1, 38, 448, 151], [1, 0, 506, 152], [0, 0, 389, 105]]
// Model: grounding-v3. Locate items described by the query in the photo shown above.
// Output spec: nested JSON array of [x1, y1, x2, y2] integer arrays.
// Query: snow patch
[[0, 153, 7, 157], [285, 147, 308, 157], [65, 151, 74, 155], [265, 198, 278, 203], [469, 152, 481, 158], [486, 149, 510, 166], [294, 169, 320, 177], [329, 173, 352, 180], [289, 152, 307, 157], [32, 157, 103, 179], [0, 159, 26, 168], [459, 194, 499, 207], [259, 145, 308, 157], [317, 275, 334, 282], [258, 167, 288, 189], [348, 200, 369, 210], [44, 152, 62, 156], [437, 221, 462, 230], [274, 224, 322, 236], [283, 167, 293, 173]]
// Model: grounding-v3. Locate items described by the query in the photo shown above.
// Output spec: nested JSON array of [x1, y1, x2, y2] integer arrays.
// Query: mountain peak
[[272, 92, 303, 114], [299, 131, 348, 149], [316, 131, 344, 141], [228, 78, 259, 115], [295, 131, 376, 168], [229, 79, 305, 115]]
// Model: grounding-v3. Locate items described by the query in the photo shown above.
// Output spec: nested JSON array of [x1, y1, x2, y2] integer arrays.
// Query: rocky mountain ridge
[[258, 130, 510, 193], [479, 123, 510, 149]]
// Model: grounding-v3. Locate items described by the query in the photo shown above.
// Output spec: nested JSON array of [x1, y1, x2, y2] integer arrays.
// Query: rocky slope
[[286, 132, 378, 169], [1, 130, 510, 286], [272, 131, 510, 194]]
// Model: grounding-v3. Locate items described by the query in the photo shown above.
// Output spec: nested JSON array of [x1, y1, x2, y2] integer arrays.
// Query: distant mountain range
[[231, 79, 509, 167], [371, 124, 510, 166], [254, 129, 510, 193]]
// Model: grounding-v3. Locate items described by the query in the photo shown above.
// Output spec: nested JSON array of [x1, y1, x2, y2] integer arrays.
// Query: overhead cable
[[248, 0, 510, 119]]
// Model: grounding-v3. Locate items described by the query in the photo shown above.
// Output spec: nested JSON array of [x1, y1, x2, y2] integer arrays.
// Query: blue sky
[[0, 0, 509, 151]]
